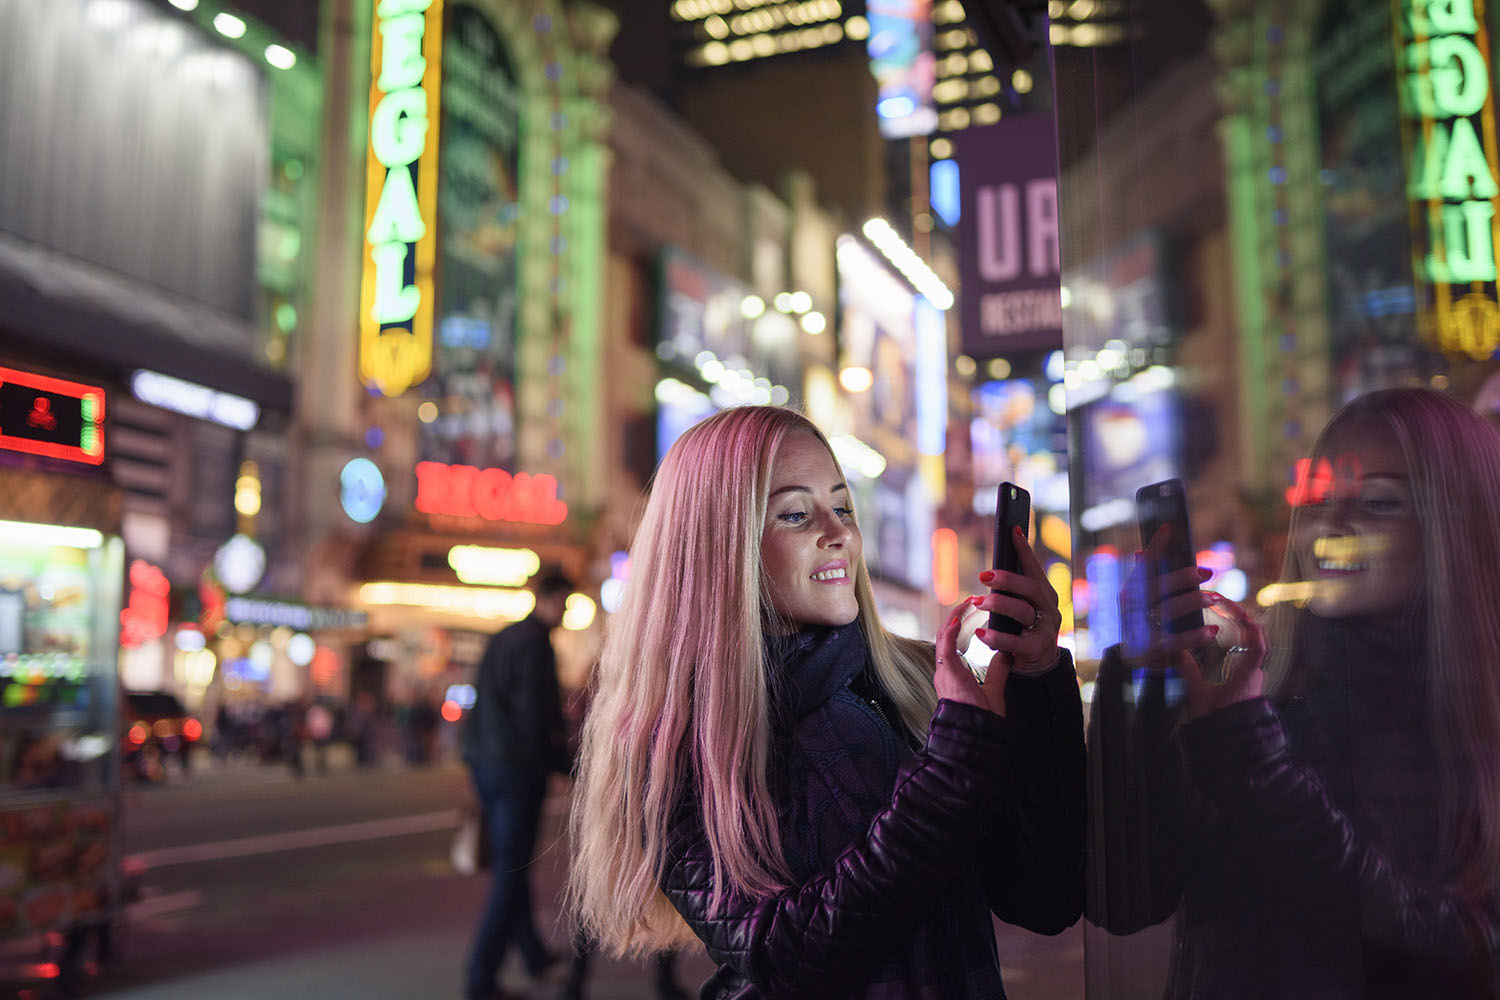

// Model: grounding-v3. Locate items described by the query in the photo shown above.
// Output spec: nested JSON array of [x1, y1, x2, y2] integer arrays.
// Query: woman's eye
[[778, 511, 809, 525], [834, 506, 855, 520], [1362, 497, 1403, 514]]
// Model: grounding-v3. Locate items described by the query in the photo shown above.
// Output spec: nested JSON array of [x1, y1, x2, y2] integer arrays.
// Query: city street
[[53, 750, 1083, 999]]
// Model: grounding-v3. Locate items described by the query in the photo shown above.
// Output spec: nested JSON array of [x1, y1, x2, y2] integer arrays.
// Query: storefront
[[0, 365, 125, 980]]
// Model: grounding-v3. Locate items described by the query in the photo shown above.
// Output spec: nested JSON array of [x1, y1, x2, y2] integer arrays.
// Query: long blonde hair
[[566, 406, 938, 956], [1261, 388, 1500, 899]]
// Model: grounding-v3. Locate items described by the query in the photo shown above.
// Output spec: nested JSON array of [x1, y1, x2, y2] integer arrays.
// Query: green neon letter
[[1429, 200, 1498, 281], [377, 0, 433, 16], [378, 13, 427, 92], [371, 89, 428, 167], [370, 242, 421, 324], [367, 165, 426, 245], [1409, 122, 1448, 200], [1440, 117, 1498, 199], [1424, 0, 1478, 34], [1431, 36, 1488, 118]]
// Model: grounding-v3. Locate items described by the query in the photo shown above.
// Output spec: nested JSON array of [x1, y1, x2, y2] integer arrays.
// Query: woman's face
[[760, 432, 863, 629], [1292, 418, 1423, 620]]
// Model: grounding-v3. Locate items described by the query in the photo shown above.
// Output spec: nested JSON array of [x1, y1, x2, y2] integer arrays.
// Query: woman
[[568, 406, 1085, 998], [1090, 388, 1500, 998]]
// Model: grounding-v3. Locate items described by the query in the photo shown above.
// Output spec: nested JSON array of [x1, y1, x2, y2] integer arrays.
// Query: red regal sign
[[0, 367, 106, 465], [414, 462, 568, 526]]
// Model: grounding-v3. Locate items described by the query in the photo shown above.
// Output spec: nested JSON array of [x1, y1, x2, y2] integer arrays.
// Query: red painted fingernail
[[1197, 567, 1213, 579], [979, 570, 996, 583]]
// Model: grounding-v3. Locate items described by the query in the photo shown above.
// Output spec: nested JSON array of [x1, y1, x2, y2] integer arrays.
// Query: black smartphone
[[1135, 478, 1204, 634], [989, 482, 1032, 634]]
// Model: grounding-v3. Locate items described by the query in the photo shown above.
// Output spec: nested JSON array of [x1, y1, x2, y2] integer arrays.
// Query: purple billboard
[[953, 115, 1063, 357]]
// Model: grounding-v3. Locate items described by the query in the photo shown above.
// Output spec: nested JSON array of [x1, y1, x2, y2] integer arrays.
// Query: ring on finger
[[1023, 606, 1043, 631]]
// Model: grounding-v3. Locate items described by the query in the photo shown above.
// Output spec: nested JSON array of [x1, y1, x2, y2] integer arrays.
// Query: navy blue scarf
[[769, 624, 912, 882]]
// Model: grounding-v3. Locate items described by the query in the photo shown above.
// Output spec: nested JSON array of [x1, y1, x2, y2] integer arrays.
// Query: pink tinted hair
[[565, 406, 937, 955]]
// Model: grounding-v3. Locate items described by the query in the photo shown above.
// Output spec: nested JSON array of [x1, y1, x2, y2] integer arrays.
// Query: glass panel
[[1056, 3, 1500, 995]]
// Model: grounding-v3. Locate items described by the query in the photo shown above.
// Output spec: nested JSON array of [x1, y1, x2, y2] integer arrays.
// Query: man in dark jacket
[[461, 570, 576, 1000]]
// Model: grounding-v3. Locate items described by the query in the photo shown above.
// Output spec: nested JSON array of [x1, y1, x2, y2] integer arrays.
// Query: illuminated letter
[[472, 467, 513, 520], [378, 13, 427, 91], [1429, 200, 1497, 281], [371, 89, 429, 167], [1430, 36, 1487, 118], [370, 243, 421, 324], [1440, 117, 1498, 199], [1026, 179, 1060, 278], [977, 185, 1021, 281], [414, 461, 449, 514], [378, 0, 434, 13], [1423, 0, 1478, 34], [367, 165, 426, 244], [1408, 122, 1448, 200]]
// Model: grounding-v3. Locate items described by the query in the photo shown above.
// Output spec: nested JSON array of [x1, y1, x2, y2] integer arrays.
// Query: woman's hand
[[935, 596, 1008, 716], [1178, 593, 1266, 718], [974, 526, 1063, 676], [1118, 544, 1267, 719]]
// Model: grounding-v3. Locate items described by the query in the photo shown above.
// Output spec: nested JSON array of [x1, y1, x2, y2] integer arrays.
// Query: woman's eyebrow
[[769, 482, 848, 498]]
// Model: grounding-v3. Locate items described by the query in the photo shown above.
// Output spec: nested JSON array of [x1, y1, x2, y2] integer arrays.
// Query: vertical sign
[[360, 0, 445, 396], [953, 115, 1063, 356], [1401, 0, 1500, 358]]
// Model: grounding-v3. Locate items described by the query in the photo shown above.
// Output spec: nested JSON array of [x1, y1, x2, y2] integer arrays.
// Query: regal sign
[[359, 0, 445, 395], [414, 461, 568, 525], [1402, 0, 1500, 358]]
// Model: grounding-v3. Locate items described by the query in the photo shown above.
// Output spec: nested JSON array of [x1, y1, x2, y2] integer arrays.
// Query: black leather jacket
[[1087, 647, 1500, 999], [660, 661, 1086, 999]]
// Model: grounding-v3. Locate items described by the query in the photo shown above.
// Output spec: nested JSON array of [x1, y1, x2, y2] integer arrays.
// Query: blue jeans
[[464, 764, 550, 996]]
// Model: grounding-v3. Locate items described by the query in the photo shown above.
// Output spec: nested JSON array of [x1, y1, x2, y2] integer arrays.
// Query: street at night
[[54, 752, 1080, 999]]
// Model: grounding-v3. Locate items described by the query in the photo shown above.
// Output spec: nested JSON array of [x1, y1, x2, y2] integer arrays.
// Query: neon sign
[[1402, 0, 1500, 358], [359, 0, 444, 395], [414, 461, 568, 525], [0, 367, 105, 465]]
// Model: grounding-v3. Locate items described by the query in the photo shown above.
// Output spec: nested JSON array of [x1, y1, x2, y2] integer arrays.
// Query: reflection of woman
[[568, 405, 1085, 997], [1090, 388, 1500, 998]]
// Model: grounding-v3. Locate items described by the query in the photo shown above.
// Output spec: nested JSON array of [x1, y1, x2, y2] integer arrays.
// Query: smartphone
[[988, 482, 1032, 634], [1135, 478, 1204, 634]]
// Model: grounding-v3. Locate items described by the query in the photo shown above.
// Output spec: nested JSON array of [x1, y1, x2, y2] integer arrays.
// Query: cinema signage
[[359, 0, 445, 395], [1403, 0, 1500, 358], [414, 461, 569, 526]]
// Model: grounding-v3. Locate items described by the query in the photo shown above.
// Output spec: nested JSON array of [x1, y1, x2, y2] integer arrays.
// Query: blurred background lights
[[561, 593, 597, 631], [285, 632, 316, 668], [264, 44, 296, 70], [839, 366, 874, 393], [212, 12, 245, 38]]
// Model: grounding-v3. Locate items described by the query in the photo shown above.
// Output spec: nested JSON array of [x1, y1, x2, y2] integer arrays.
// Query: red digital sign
[[0, 367, 106, 465], [414, 462, 568, 526]]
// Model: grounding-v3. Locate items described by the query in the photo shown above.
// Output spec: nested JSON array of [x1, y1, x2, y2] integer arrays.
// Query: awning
[[0, 233, 293, 413]]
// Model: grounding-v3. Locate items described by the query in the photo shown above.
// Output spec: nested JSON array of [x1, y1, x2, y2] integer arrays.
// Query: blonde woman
[[568, 406, 1085, 998], [1090, 388, 1500, 998]]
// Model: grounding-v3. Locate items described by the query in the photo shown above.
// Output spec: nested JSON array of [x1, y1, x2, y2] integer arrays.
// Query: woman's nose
[[818, 510, 850, 544]]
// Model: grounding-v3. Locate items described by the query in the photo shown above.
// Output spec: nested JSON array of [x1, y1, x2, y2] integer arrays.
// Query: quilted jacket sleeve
[[1179, 698, 1500, 994], [1083, 646, 1196, 935], [659, 699, 1012, 998], [980, 653, 1087, 934]]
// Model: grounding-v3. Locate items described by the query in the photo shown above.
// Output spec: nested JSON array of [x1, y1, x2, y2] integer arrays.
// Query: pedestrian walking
[[461, 570, 576, 1000]]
